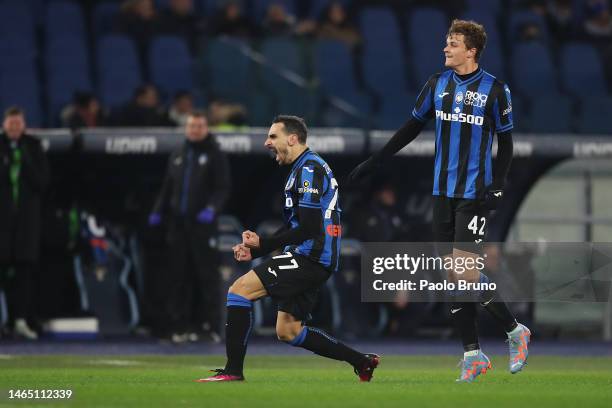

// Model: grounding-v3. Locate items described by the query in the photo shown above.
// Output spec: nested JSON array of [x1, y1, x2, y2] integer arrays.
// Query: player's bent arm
[[252, 207, 322, 258], [493, 131, 513, 190]]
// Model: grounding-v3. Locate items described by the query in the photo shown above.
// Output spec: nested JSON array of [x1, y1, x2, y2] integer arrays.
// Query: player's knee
[[228, 275, 250, 297], [276, 324, 303, 344]]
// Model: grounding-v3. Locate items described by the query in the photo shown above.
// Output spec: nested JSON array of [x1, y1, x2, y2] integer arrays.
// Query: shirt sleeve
[[411, 76, 436, 123], [297, 164, 326, 209], [493, 82, 514, 133]]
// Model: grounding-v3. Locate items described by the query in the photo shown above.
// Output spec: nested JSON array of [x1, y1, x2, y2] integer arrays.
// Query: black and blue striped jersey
[[283, 149, 341, 272], [411, 68, 513, 199]]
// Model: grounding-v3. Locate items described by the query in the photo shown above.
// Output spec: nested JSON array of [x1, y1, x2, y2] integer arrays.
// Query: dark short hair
[[272, 115, 307, 144], [447, 19, 487, 61], [4, 106, 24, 119]]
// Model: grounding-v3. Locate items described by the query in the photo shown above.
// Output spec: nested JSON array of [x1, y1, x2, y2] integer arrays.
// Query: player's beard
[[274, 146, 289, 165]]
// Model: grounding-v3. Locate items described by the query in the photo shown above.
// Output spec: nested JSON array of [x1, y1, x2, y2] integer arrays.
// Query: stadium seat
[[259, 38, 314, 119], [246, 88, 275, 126], [511, 42, 559, 97], [406, 8, 448, 86], [45, 37, 93, 123], [45, 1, 86, 40], [508, 11, 548, 44], [509, 95, 527, 133], [92, 2, 120, 39], [0, 36, 36, 65], [148, 36, 194, 99], [560, 43, 608, 97], [0, 1, 36, 49], [577, 96, 612, 134], [375, 92, 416, 130], [314, 40, 371, 124], [260, 37, 305, 80], [479, 40, 505, 81], [465, 0, 502, 16], [528, 95, 573, 134], [360, 6, 412, 96], [203, 38, 253, 104], [0, 64, 42, 126], [359, 7, 400, 44], [96, 35, 142, 107], [314, 40, 361, 98]]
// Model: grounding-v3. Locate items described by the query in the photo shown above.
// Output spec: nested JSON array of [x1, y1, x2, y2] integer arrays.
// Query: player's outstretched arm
[[347, 118, 426, 185]]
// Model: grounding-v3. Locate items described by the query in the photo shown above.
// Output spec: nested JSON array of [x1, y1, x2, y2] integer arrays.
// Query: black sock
[[288, 326, 366, 368], [224, 294, 253, 376], [450, 302, 480, 351], [479, 273, 518, 333]]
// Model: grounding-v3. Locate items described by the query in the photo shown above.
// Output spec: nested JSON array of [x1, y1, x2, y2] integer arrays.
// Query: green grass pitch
[[1, 355, 611, 407]]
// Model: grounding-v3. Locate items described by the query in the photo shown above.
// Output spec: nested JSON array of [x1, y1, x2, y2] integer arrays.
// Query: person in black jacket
[[0, 107, 50, 339], [149, 111, 230, 342]]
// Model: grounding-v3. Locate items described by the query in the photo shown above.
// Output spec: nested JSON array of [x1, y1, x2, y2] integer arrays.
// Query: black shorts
[[432, 195, 489, 255], [253, 251, 331, 321]]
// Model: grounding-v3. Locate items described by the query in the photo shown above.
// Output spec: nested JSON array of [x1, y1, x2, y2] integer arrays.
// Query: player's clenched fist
[[242, 230, 260, 249], [232, 243, 252, 262]]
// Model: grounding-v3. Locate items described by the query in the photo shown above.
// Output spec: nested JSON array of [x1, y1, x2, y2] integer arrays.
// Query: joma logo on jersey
[[436, 110, 484, 125], [464, 90, 488, 107], [298, 187, 319, 194]]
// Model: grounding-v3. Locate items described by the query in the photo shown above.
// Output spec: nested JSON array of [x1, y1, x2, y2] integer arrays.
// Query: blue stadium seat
[[508, 95, 529, 133], [204, 38, 253, 103], [315, 40, 371, 126], [362, 43, 409, 95], [479, 38, 505, 81], [259, 38, 314, 118], [560, 43, 608, 97], [376, 92, 416, 130], [149, 36, 194, 98], [360, 7, 408, 94], [407, 8, 448, 86], [508, 11, 548, 43], [45, 37, 93, 122], [360, 7, 400, 44], [314, 40, 367, 105], [0, 64, 42, 126], [260, 37, 304, 77], [577, 96, 612, 134], [0, 37, 36, 65], [97, 35, 142, 107], [93, 2, 120, 38], [465, 0, 501, 16], [0, 1, 36, 49], [511, 42, 558, 97], [246, 88, 275, 126], [528, 95, 573, 133], [45, 1, 85, 40]]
